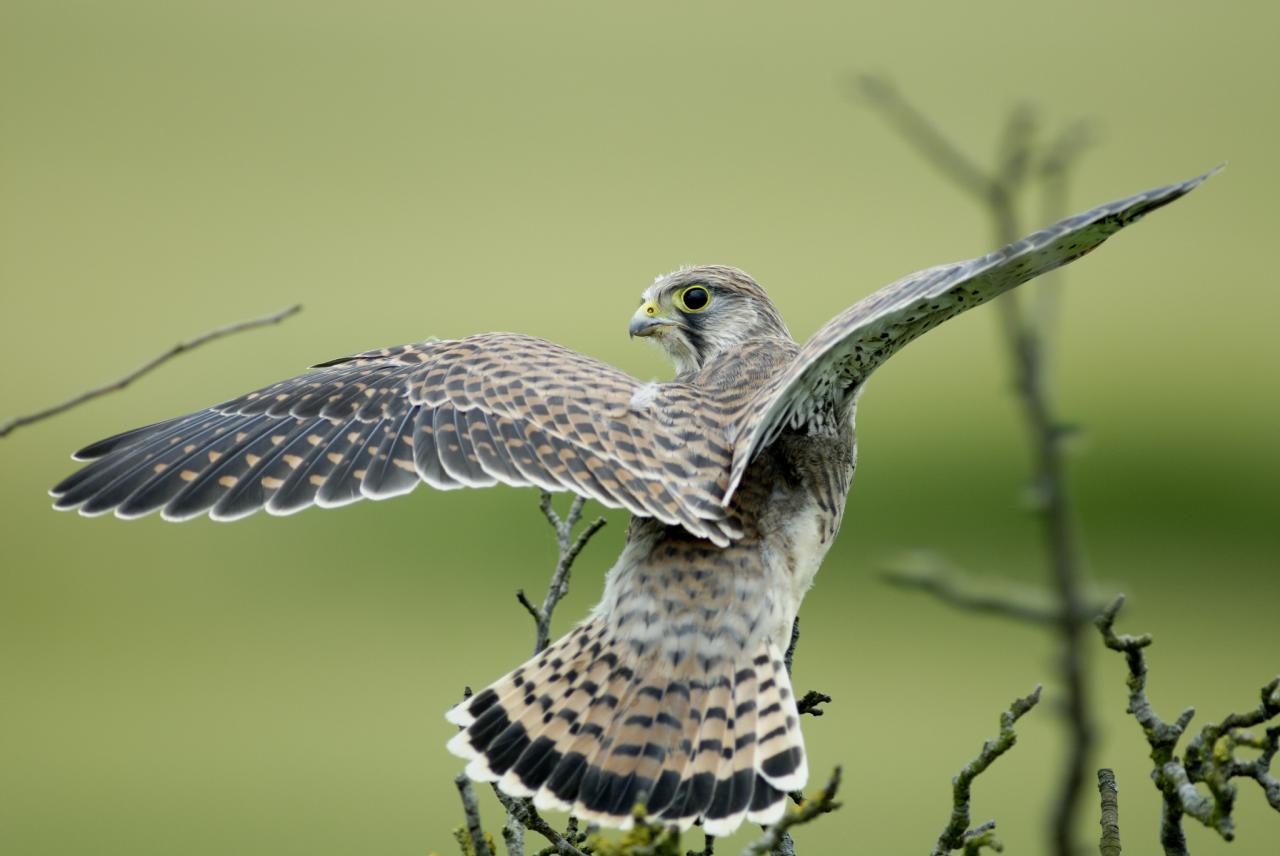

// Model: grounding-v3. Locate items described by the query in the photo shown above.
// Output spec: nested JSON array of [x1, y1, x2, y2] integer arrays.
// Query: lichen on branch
[[1096, 594, 1280, 855], [931, 685, 1043, 856]]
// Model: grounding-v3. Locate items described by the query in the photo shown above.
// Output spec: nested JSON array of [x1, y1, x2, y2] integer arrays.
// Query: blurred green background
[[2, 2, 1277, 854]]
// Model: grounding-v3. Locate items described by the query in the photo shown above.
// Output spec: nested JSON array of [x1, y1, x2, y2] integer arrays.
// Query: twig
[[860, 76, 1096, 856], [1034, 120, 1096, 345], [456, 774, 495, 856], [1097, 769, 1121, 856], [473, 493, 608, 856], [855, 76, 995, 201], [795, 690, 832, 718], [1096, 595, 1280, 854], [741, 767, 842, 856], [1096, 595, 1196, 854], [0, 303, 302, 438], [503, 803, 527, 856], [781, 618, 830, 719], [517, 492, 607, 655], [492, 789, 591, 856], [932, 685, 1043, 856], [881, 560, 1062, 625]]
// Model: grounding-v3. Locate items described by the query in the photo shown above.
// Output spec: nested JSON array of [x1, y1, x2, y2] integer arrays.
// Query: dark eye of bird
[[679, 285, 710, 312]]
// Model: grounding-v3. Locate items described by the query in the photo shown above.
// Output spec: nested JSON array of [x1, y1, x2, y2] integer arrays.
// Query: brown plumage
[[50, 170, 1214, 833]]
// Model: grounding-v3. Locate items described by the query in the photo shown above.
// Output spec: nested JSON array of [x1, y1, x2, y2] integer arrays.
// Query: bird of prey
[[51, 170, 1213, 835]]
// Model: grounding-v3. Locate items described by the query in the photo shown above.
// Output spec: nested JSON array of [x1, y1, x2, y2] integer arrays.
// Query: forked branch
[[1096, 595, 1280, 855], [516, 492, 608, 656], [932, 685, 1043, 856], [859, 75, 1096, 856]]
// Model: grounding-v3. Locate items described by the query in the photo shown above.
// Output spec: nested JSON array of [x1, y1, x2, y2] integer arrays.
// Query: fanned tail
[[446, 620, 804, 834]]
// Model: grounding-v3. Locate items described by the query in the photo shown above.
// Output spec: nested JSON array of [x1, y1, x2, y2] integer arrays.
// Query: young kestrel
[[51, 170, 1214, 834]]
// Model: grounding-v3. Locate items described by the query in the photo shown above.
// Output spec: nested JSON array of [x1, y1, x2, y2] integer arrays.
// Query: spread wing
[[52, 333, 742, 544], [726, 168, 1218, 500]]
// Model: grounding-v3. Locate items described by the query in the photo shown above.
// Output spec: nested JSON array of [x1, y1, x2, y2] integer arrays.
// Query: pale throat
[[659, 334, 702, 375]]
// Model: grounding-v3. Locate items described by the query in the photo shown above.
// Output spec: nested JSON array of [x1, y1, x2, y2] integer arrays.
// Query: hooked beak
[[629, 301, 679, 338]]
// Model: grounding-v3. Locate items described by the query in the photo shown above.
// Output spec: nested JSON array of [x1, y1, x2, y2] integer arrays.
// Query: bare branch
[[856, 75, 996, 202], [491, 789, 591, 856], [881, 559, 1057, 625], [861, 79, 1096, 856], [1096, 595, 1280, 854], [1183, 676, 1280, 830], [456, 774, 495, 856], [781, 617, 831, 721], [795, 690, 832, 718], [1034, 119, 1097, 354], [932, 685, 1043, 856], [502, 802, 527, 856], [456, 494, 609, 856], [880, 558, 1110, 627], [741, 767, 842, 856], [1097, 769, 1121, 856], [523, 491, 607, 655], [0, 303, 302, 439]]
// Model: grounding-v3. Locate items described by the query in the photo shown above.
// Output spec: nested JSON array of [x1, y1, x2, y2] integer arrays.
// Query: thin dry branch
[[0, 303, 302, 439], [457, 774, 496, 856], [1096, 595, 1280, 854], [493, 493, 607, 855], [859, 75, 1095, 856], [1097, 769, 1121, 856], [782, 618, 831, 719], [517, 492, 607, 655], [491, 789, 591, 856], [880, 558, 1110, 627], [932, 685, 1043, 856], [502, 803, 527, 856], [740, 767, 842, 856], [881, 559, 1059, 625]]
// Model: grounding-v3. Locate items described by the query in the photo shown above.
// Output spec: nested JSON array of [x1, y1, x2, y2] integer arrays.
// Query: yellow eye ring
[[675, 285, 711, 313]]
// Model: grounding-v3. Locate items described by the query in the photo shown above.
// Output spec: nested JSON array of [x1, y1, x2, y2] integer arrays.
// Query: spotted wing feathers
[[52, 334, 741, 542], [726, 168, 1218, 500]]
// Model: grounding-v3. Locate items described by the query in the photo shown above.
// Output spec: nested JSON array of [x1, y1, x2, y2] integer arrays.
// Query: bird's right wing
[[52, 333, 742, 544], [724, 168, 1218, 501]]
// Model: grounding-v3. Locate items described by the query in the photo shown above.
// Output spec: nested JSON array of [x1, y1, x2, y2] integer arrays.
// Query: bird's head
[[629, 265, 791, 374]]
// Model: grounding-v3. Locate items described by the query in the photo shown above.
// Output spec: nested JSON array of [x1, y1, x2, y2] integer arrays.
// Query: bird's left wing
[[52, 333, 742, 543], [725, 168, 1218, 501]]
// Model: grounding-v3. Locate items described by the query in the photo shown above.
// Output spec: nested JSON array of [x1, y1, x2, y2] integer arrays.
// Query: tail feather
[[754, 651, 808, 792], [447, 624, 802, 835], [703, 666, 757, 835], [664, 667, 731, 827], [568, 641, 667, 827]]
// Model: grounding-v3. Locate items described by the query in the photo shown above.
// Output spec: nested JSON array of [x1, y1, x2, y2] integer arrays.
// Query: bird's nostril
[[646, 306, 656, 316]]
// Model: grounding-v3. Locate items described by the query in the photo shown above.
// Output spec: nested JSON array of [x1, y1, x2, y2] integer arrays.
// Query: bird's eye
[[675, 285, 711, 313]]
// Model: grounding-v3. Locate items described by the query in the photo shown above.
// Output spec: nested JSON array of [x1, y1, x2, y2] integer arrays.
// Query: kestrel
[[51, 171, 1213, 834]]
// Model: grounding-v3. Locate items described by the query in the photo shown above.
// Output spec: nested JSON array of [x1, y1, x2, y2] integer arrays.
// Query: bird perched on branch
[[51, 170, 1214, 834]]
